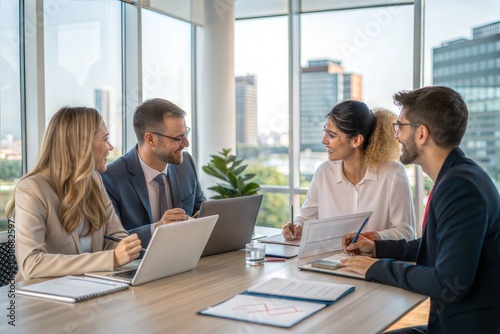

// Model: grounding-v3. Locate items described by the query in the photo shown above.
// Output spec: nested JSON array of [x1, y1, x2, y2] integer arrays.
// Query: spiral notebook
[[16, 275, 129, 303]]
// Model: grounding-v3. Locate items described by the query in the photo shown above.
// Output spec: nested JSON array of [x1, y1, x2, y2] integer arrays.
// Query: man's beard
[[157, 149, 184, 165], [400, 135, 418, 165]]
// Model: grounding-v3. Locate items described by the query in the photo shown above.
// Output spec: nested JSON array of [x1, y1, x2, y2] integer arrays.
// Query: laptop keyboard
[[110, 269, 137, 279]]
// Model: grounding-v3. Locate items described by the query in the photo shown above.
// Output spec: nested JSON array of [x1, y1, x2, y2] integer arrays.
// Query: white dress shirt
[[295, 160, 416, 241], [138, 155, 169, 232]]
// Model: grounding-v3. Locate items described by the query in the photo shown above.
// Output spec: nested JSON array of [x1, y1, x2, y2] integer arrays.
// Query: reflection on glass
[[141, 8, 192, 144], [0, 0, 21, 232], [44, 0, 122, 159], [235, 17, 289, 187]]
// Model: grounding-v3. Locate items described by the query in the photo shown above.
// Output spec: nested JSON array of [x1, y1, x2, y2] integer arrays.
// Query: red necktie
[[422, 186, 434, 231]]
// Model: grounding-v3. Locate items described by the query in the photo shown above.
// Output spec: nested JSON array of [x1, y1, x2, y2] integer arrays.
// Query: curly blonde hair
[[5, 107, 107, 236], [364, 108, 400, 169]]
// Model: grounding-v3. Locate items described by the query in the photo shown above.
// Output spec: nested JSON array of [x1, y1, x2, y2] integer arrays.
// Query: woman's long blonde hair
[[5, 107, 107, 236]]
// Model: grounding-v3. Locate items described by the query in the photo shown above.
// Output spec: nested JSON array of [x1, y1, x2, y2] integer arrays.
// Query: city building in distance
[[235, 74, 258, 147], [300, 59, 362, 152], [433, 21, 500, 186]]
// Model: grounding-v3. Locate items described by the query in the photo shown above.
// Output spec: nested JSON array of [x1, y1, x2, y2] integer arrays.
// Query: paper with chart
[[298, 211, 373, 258], [199, 294, 326, 328]]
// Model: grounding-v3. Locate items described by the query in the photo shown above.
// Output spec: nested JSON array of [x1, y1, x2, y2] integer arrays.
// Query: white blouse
[[295, 160, 416, 241]]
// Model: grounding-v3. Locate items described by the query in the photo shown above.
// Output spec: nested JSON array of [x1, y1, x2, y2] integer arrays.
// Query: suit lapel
[[127, 147, 153, 223]]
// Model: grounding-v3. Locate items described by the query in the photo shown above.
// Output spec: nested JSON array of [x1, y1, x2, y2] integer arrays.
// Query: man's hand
[[342, 233, 376, 256], [340, 256, 379, 276], [155, 208, 189, 228]]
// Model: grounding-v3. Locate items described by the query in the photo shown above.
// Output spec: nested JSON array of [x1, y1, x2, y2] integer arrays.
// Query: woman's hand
[[113, 234, 142, 267], [282, 222, 302, 241]]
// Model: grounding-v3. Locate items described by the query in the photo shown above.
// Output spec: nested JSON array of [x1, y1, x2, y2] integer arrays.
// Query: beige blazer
[[14, 171, 128, 281]]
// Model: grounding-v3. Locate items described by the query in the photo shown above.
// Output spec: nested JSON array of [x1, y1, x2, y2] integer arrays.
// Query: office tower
[[433, 21, 500, 185], [300, 59, 363, 151], [235, 75, 258, 146]]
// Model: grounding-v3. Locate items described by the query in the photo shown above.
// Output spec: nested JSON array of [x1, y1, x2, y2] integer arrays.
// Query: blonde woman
[[6, 107, 141, 280], [283, 100, 416, 241]]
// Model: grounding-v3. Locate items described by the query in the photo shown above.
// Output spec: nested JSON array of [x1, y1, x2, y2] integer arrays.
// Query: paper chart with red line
[[199, 294, 326, 328]]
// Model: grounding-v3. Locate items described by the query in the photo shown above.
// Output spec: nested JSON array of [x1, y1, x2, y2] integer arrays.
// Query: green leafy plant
[[202, 148, 260, 199]]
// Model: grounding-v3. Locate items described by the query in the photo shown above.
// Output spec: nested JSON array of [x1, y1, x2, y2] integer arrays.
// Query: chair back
[[0, 221, 18, 286]]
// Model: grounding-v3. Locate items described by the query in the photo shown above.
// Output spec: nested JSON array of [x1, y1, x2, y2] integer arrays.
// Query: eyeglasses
[[392, 122, 421, 133], [150, 127, 191, 145]]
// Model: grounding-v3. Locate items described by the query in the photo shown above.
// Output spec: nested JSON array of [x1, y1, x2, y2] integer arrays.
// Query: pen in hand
[[192, 210, 201, 219], [349, 216, 370, 245], [290, 204, 294, 238], [104, 235, 147, 252]]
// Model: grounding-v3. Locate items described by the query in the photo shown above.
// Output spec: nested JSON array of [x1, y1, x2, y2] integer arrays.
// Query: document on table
[[298, 211, 372, 258], [246, 277, 355, 302], [199, 277, 354, 328]]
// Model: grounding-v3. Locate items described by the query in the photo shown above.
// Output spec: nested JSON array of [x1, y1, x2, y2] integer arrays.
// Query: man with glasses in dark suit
[[341, 86, 500, 333], [101, 98, 206, 247]]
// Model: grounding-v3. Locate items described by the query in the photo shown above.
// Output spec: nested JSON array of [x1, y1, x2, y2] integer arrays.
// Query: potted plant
[[202, 148, 260, 199]]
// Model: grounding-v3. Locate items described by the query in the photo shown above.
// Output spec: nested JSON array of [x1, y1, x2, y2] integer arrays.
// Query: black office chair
[[0, 220, 18, 287]]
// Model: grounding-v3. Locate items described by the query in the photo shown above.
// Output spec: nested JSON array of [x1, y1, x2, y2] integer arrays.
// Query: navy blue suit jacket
[[366, 148, 500, 333], [101, 146, 206, 247]]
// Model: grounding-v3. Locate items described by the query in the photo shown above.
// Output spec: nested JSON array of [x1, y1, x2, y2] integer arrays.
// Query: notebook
[[85, 215, 218, 285], [264, 243, 299, 259], [16, 276, 129, 303], [199, 194, 263, 257]]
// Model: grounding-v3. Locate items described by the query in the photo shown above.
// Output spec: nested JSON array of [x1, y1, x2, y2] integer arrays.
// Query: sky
[[235, 0, 500, 133]]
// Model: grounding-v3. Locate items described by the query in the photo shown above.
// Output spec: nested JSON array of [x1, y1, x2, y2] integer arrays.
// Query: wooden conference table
[[1, 230, 425, 334]]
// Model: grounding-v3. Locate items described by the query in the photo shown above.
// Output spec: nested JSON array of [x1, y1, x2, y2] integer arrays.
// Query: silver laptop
[[86, 215, 218, 285], [200, 194, 263, 257]]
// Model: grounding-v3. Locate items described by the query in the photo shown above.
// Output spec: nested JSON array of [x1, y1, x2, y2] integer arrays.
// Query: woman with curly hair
[[283, 100, 416, 241], [6, 106, 142, 280]]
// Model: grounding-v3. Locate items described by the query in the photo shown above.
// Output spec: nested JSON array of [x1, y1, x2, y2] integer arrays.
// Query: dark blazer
[[101, 146, 206, 247], [366, 148, 500, 333]]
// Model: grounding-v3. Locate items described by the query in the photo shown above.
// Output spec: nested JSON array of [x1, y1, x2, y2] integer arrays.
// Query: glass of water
[[245, 242, 266, 265]]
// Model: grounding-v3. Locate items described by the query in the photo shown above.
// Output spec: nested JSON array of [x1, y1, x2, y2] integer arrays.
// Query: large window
[[142, 9, 192, 129], [235, 5, 414, 228], [235, 16, 290, 226], [0, 0, 21, 232], [44, 0, 123, 158], [425, 0, 500, 187], [300, 5, 413, 187]]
